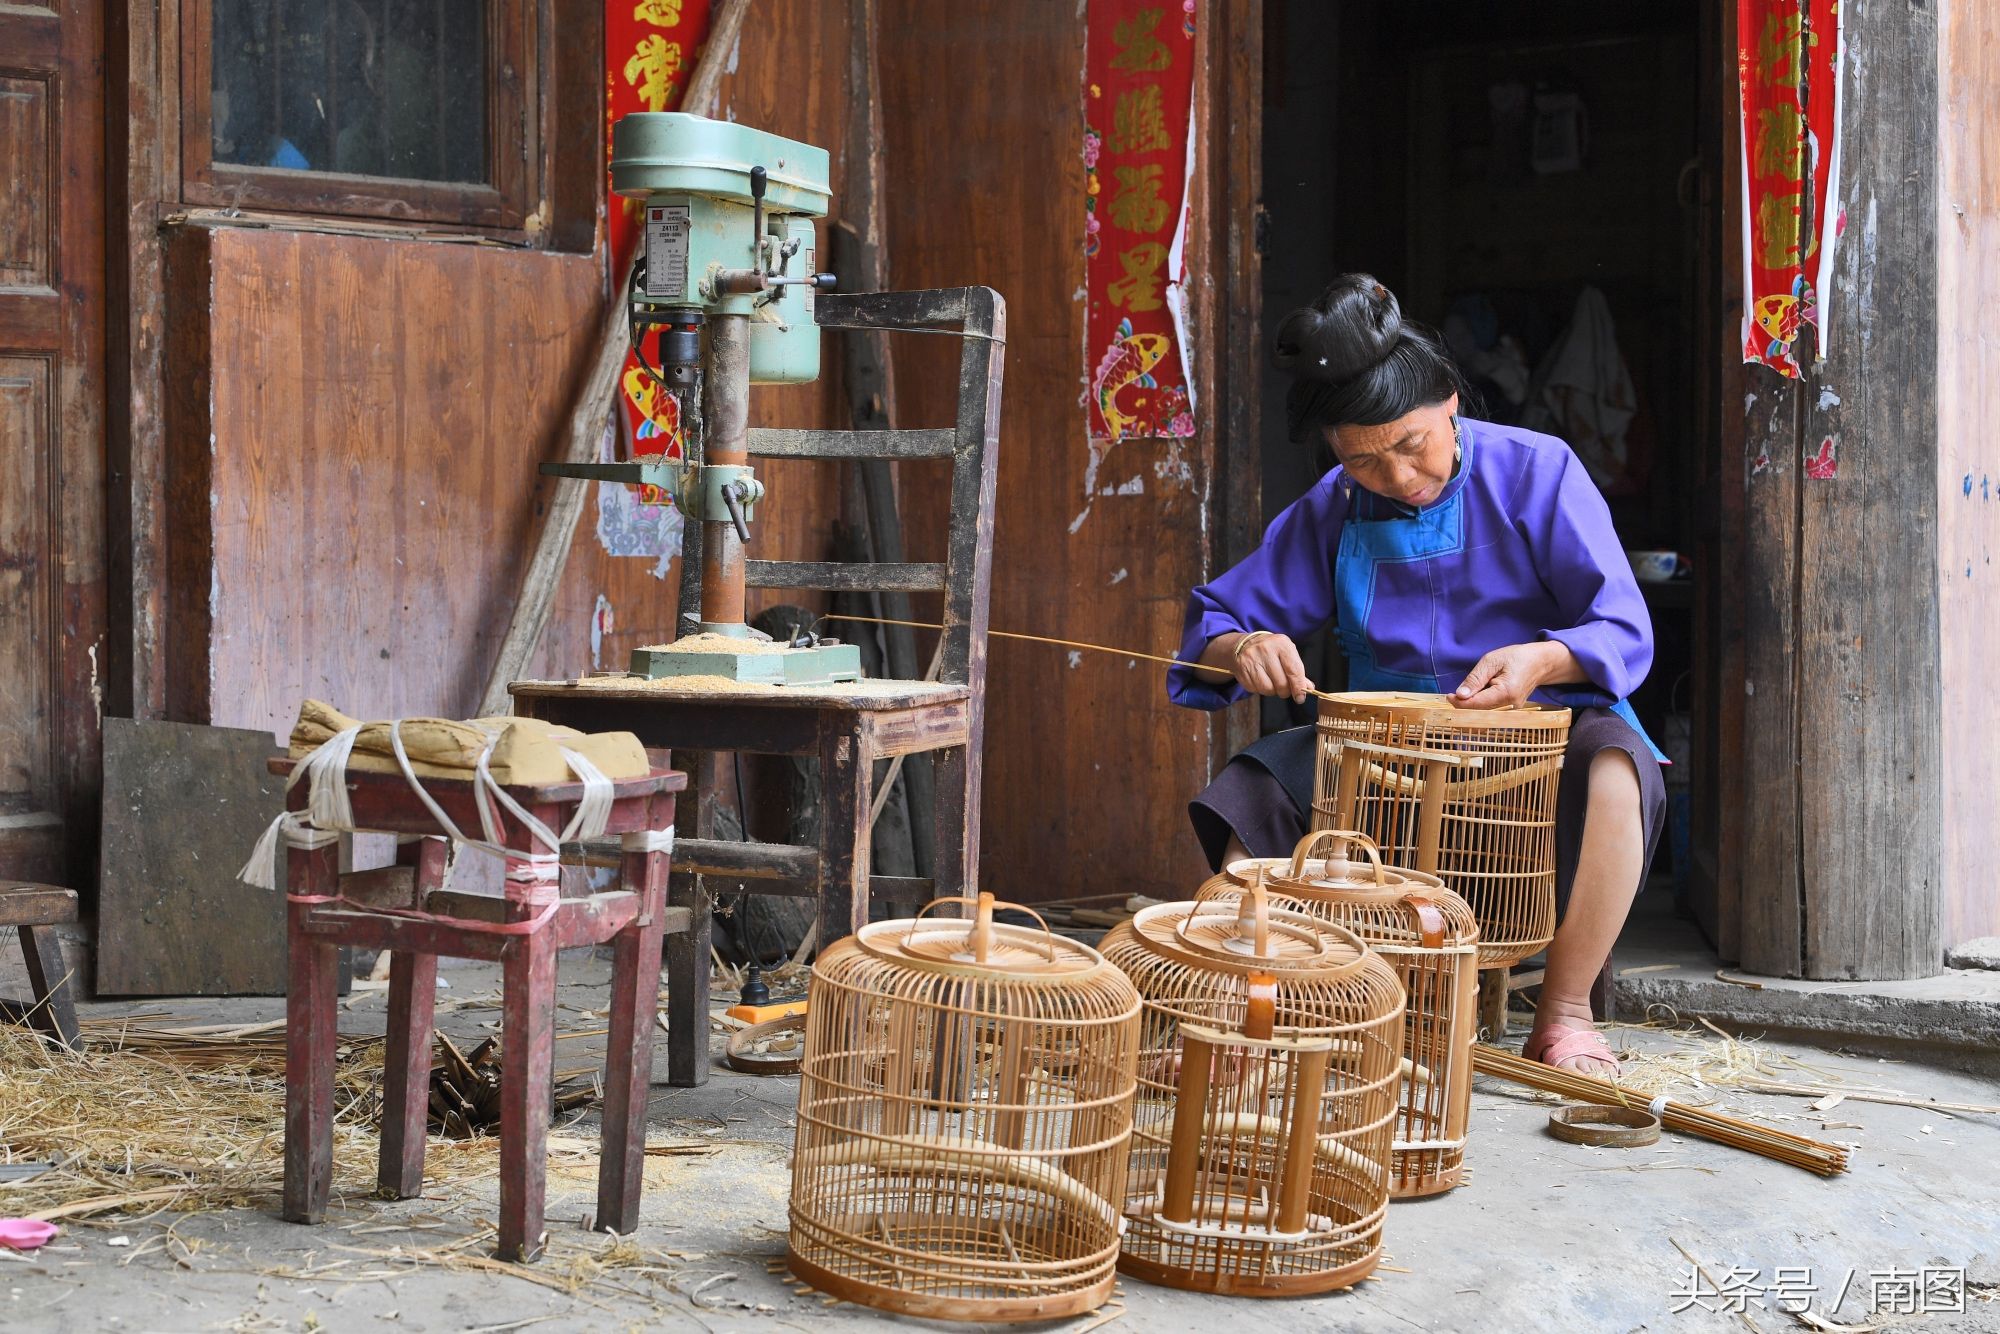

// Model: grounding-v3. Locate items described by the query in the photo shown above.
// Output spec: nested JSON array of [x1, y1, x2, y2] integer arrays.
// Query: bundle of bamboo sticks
[[1473, 1043, 1850, 1176]]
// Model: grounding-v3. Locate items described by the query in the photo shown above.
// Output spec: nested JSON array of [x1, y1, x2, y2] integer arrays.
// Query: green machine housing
[[612, 112, 831, 384]]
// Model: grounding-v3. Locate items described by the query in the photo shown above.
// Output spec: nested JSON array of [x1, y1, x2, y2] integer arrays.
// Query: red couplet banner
[[606, 0, 715, 484], [1737, 0, 1843, 378], [1084, 0, 1198, 443]]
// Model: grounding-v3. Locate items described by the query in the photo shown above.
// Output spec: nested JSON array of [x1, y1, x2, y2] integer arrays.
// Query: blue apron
[[1329, 449, 1668, 763]]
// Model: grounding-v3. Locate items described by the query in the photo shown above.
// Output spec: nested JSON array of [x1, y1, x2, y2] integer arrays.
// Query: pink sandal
[[1522, 1023, 1618, 1073]]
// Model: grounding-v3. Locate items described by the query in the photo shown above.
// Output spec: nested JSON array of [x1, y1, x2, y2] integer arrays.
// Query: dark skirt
[[1189, 707, 1666, 935]]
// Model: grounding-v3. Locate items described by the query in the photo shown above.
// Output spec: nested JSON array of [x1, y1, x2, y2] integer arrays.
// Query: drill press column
[[698, 313, 751, 634]]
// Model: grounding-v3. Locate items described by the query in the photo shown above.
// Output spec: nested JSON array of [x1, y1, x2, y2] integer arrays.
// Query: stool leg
[[497, 932, 556, 1261], [377, 949, 437, 1199], [17, 924, 80, 1049], [284, 844, 341, 1224], [818, 725, 874, 942], [666, 753, 712, 1089], [597, 844, 669, 1234]]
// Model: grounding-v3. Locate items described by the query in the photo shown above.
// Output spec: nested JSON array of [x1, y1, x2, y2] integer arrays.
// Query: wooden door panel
[[0, 358, 54, 818], [0, 1, 105, 888], [0, 74, 54, 289]]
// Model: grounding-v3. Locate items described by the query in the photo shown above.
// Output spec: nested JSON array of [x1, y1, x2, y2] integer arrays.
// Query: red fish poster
[[1084, 1, 1198, 442]]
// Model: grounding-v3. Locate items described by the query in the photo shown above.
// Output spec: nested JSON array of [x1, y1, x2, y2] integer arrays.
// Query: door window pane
[[210, 0, 488, 183]]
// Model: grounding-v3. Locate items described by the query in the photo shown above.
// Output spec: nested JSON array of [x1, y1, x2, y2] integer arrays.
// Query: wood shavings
[[641, 632, 787, 655]]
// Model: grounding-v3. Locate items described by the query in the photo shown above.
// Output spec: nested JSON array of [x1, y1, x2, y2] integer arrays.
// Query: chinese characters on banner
[[1085, 1, 1198, 442], [597, 0, 714, 566], [1738, 0, 1842, 377]]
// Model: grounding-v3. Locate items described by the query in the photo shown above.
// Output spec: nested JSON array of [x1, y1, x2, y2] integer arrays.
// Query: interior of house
[[1259, 0, 1709, 935]]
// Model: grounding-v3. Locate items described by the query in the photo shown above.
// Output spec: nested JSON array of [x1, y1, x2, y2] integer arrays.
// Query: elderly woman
[[1166, 274, 1665, 1074]]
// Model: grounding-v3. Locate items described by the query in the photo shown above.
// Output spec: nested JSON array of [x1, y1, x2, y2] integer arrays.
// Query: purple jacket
[[1169, 418, 1656, 740]]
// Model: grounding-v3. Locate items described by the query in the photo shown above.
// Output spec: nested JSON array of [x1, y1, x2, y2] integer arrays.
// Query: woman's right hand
[[1204, 631, 1316, 703]]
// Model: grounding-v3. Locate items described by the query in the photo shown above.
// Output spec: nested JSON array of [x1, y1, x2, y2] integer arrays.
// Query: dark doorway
[[1258, 0, 1713, 939]]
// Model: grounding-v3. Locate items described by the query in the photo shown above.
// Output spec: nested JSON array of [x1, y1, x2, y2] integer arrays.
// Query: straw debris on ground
[[0, 1017, 515, 1225]]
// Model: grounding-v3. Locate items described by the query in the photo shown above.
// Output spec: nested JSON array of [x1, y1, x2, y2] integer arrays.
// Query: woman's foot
[[1525, 995, 1618, 1077]]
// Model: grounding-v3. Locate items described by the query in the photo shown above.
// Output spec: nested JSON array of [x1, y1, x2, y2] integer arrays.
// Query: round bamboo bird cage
[[787, 893, 1142, 1323], [1311, 691, 1570, 967], [1222, 831, 1481, 1198], [1097, 881, 1404, 1297]]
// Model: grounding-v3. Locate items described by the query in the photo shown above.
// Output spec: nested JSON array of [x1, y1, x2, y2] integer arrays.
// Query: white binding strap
[[240, 717, 637, 892], [621, 826, 676, 854], [283, 822, 341, 851], [555, 747, 615, 844], [235, 725, 364, 889]]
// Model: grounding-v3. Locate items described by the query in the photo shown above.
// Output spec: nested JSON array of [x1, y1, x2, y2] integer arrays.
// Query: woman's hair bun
[[1271, 274, 1403, 381]]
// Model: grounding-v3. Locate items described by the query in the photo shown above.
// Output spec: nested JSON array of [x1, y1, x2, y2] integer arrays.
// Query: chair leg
[[818, 725, 874, 942], [497, 933, 556, 1262], [16, 924, 79, 1049], [666, 752, 713, 1089], [283, 844, 342, 1225], [597, 844, 670, 1235], [931, 743, 972, 905], [377, 949, 438, 1199]]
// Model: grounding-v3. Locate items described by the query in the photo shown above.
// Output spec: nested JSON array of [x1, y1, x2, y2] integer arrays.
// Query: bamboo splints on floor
[[1472, 1043, 1851, 1176], [818, 613, 1345, 700]]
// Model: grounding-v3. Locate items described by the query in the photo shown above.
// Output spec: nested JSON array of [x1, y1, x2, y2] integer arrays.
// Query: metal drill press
[[545, 112, 861, 686]]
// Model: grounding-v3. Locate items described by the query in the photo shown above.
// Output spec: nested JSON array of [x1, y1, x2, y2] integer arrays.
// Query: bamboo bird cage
[[787, 893, 1142, 1323], [1222, 831, 1481, 1198], [1097, 881, 1404, 1297], [1311, 691, 1569, 968]]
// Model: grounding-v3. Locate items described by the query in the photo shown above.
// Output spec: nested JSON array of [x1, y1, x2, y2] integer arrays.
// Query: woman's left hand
[[1453, 641, 1580, 710]]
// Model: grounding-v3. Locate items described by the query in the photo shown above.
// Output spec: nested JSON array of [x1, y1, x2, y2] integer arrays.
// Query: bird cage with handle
[[1097, 880, 1404, 1297], [1221, 831, 1481, 1198], [787, 892, 1142, 1323], [1311, 691, 1570, 967]]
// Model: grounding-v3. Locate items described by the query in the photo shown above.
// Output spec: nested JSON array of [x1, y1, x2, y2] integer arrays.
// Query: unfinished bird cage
[[1098, 880, 1404, 1297], [1311, 691, 1570, 968], [1222, 831, 1481, 1198], [787, 893, 1141, 1323]]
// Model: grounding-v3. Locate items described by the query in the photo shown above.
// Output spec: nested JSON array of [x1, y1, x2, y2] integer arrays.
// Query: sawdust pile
[[640, 633, 787, 655]]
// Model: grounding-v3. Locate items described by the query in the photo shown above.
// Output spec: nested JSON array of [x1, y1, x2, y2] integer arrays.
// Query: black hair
[[1274, 274, 1473, 440]]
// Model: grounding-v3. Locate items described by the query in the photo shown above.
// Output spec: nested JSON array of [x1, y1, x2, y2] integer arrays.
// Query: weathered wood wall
[[160, 2, 853, 739], [1938, 0, 2000, 949], [1737, 2, 1943, 979], [874, 0, 1226, 900]]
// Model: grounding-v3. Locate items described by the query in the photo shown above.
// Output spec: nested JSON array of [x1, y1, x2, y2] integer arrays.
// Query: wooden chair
[[1, 883, 81, 1048], [512, 286, 1004, 1087], [274, 757, 686, 1262]]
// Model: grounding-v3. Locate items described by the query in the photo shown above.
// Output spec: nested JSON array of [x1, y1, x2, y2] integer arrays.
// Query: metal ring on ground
[[1546, 1103, 1662, 1147]]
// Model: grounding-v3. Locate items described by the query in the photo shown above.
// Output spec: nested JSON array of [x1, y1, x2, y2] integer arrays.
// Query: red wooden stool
[[272, 755, 686, 1261]]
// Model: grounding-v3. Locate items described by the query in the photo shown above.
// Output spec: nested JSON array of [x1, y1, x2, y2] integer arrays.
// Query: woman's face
[[1325, 393, 1460, 508]]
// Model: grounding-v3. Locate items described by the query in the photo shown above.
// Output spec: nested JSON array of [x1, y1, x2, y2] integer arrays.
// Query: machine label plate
[[644, 205, 691, 300]]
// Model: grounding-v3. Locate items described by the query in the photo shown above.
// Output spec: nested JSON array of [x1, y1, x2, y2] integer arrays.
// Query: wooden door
[[1685, 0, 1745, 960], [0, 3, 107, 888]]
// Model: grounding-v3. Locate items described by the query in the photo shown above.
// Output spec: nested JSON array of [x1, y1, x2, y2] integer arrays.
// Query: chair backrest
[[674, 286, 1005, 692]]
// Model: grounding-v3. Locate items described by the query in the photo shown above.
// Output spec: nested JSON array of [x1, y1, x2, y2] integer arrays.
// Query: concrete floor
[[6, 946, 2000, 1333]]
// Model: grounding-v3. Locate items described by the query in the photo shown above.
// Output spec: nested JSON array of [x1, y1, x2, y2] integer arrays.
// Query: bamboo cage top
[[1104, 882, 1405, 1028], [820, 893, 1140, 1019], [1221, 833, 1479, 953], [1316, 690, 1571, 734]]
